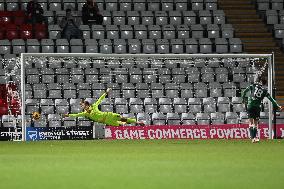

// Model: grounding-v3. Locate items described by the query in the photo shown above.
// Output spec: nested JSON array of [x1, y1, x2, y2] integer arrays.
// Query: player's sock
[[253, 127, 258, 139], [126, 118, 137, 124], [249, 125, 254, 139]]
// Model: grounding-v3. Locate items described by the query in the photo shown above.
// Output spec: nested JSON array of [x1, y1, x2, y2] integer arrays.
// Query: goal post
[[19, 53, 275, 141]]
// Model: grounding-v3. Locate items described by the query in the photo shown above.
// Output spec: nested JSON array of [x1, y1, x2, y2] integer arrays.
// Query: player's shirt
[[241, 84, 280, 109], [69, 93, 109, 123]]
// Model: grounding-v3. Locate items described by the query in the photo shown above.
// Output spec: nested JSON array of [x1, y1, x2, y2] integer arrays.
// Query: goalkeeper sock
[[249, 126, 254, 139], [126, 118, 137, 124]]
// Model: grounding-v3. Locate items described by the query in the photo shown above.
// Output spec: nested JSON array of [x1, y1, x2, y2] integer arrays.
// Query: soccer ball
[[32, 112, 40, 120]]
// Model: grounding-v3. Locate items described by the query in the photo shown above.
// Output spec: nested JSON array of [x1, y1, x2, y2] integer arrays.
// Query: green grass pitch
[[0, 140, 284, 189]]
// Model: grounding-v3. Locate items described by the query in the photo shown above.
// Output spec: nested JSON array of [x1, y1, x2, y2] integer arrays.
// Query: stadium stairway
[[218, 0, 284, 105]]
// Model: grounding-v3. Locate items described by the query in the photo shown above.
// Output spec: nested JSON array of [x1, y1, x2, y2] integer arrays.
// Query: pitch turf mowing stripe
[[0, 140, 283, 189]]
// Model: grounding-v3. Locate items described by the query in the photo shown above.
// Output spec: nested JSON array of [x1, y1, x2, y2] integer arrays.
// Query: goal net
[[15, 53, 276, 141]]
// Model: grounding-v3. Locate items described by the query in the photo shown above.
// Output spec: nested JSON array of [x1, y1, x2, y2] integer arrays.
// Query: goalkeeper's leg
[[120, 117, 145, 126]]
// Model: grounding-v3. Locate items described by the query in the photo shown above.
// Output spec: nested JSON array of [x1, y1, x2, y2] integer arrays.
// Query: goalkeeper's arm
[[92, 88, 112, 109], [241, 86, 250, 104]]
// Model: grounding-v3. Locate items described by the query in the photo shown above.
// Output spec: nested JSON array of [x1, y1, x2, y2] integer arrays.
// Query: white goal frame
[[20, 53, 275, 141]]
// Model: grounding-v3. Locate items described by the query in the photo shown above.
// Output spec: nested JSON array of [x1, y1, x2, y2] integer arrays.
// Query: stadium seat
[[191, 24, 204, 39], [266, 10, 278, 25], [213, 10, 226, 24], [114, 39, 127, 54], [194, 82, 208, 98], [48, 83, 62, 99], [239, 112, 248, 124], [217, 97, 230, 112], [100, 98, 114, 112], [40, 99, 55, 114], [48, 25, 61, 39], [163, 25, 175, 39], [12, 39, 25, 54], [141, 11, 154, 25], [41, 39, 55, 53], [185, 39, 198, 53], [188, 98, 202, 113], [0, 40, 11, 55], [211, 112, 225, 124], [229, 38, 243, 53], [156, 39, 170, 54], [56, 39, 69, 53], [20, 24, 33, 40], [257, 0, 269, 10], [113, 11, 126, 25], [129, 98, 143, 113], [203, 97, 216, 113], [70, 39, 83, 53], [13, 11, 26, 25], [120, 0, 132, 11], [223, 82, 237, 97], [105, 0, 118, 11], [199, 38, 212, 54], [274, 24, 284, 38], [222, 24, 234, 38], [167, 113, 181, 125], [155, 11, 168, 25], [180, 83, 193, 98], [272, 0, 283, 10], [175, 0, 188, 11], [114, 98, 128, 114], [196, 113, 210, 125], [43, 11, 54, 25], [169, 11, 182, 25], [159, 98, 173, 113], [48, 114, 62, 127], [128, 39, 141, 53], [173, 98, 187, 113], [232, 67, 246, 82], [207, 24, 220, 38], [85, 39, 98, 53], [99, 39, 112, 54], [183, 11, 196, 25], [170, 39, 184, 54], [142, 39, 155, 53], [49, 0, 62, 11], [215, 38, 228, 53], [215, 67, 228, 82], [209, 82, 222, 97], [225, 112, 239, 124], [33, 84, 47, 99], [181, 113, 196, 125], [136, 83, 150, 98], [152, 112, 166, 125], [232, 97, 245, 113], [41, 68, 55, 83], [6, 24, 19, 41], [205, 0, 217, 10], [137, 113, 151, 125], [199, 10, 212, 25], [27, 39, 40, 53], [63, 0, 77, 10]]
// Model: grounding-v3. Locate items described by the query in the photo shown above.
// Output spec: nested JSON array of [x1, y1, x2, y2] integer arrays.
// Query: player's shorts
[[247, 106, 261, 119], [104, 112, 122, 126]]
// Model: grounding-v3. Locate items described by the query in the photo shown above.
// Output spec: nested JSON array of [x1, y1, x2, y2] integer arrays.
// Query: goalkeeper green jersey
[[69, 93, 111, 123], [241, 84, 280, 109]]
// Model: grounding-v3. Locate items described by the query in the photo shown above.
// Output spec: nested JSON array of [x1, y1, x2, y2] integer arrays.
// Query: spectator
[[26, 0, 47, 24], [60, 9, 83, 41], [82, 0, 103, 25]]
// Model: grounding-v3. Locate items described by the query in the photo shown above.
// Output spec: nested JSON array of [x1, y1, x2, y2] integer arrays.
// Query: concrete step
[[235, 27, 268, 32], [236, 32, 273, 37], [220, 5, 255, 9], [223, 10, 257, 15]]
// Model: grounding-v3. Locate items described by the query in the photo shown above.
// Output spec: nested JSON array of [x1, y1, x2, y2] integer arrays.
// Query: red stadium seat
[[13, 11, 26, 26], [0, 11, 13, 25], [34, 24, 47, 39], [0, 28, 5, 39], [6, 24, 19, 40], [20, 24, 33, 39]]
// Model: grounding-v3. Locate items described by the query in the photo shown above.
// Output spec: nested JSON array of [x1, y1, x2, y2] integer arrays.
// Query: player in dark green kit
[[64, 88, 145, 126], [241, 76, 283, 143]]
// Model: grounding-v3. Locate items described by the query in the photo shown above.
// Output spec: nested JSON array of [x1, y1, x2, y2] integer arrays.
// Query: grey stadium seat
[[159, 98, 173, 113], [144, 98, 158, 113], [167, 113, 181, 125], [217, 97, 231, 112], [196, 113, 210, 125], [173, 98, 187, 113], [225, 112, 239, 124], [211, 112, 225, 124], [188, 98, 202, 113], [181, 113, 196, 125], [152, 113, 167, 125], [40, 99, 55, 114], [203, 97, 216, 113], [129, 98, 144, 113]]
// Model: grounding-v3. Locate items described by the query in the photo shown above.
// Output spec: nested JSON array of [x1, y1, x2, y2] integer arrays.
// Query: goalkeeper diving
[[64, 88, 145, 126]]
